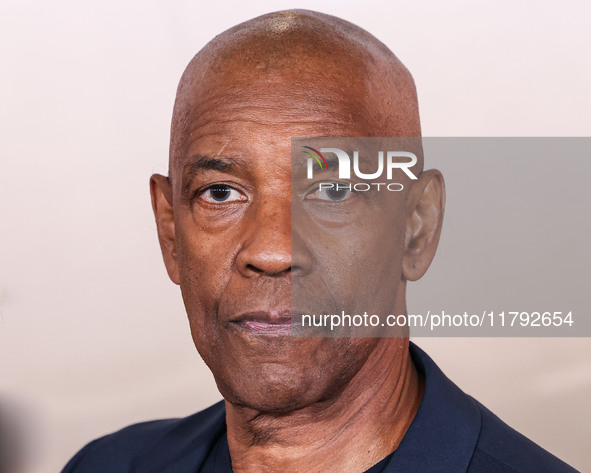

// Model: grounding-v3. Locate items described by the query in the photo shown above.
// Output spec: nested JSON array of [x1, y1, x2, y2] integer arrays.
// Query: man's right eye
[[199, 184, 247, 204]]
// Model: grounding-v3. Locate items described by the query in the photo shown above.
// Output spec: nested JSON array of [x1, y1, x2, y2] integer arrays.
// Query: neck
[[225, 337, 423, 473]]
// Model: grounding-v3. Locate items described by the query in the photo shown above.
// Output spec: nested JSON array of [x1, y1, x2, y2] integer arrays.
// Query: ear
[[150, 174, 180, 285], [403, 169, 446, 281]]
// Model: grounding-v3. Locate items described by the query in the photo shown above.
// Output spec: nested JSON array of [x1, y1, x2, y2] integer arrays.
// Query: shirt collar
[[133, 402, 226, 473], [383, 342, 481, 473]]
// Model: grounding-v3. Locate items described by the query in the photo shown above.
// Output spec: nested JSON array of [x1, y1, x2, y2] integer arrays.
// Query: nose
[[236, 194, 312, 278]]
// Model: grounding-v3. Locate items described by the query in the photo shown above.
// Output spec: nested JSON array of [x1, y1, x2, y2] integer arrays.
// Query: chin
[[198, 331, 372, 413], [215, 363, 349, 413]]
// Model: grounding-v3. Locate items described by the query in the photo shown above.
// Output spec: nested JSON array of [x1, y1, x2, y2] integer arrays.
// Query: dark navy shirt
[[62, 343, 579, 473], [199, 432, 392, 473]]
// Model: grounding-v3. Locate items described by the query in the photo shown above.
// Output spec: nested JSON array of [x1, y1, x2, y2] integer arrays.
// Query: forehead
[[169, 12, 421, 178], [172, 59, 384, 178]]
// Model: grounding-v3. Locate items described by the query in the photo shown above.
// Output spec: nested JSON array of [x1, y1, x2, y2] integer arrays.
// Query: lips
[[229, 310, 293, 336]]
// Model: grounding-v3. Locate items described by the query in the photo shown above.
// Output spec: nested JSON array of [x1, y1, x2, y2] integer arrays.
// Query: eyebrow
[[321, 154, 341, 171], [182, 155, 247, 177], [293, 151, 342, 173]]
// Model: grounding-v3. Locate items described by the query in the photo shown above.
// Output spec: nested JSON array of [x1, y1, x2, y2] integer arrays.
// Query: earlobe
[[402, 170, 446, 281], [150, 174, 180, 285]]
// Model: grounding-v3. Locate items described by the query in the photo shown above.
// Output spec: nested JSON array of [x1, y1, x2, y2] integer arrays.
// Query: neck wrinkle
[[225, 335, 423, 473]]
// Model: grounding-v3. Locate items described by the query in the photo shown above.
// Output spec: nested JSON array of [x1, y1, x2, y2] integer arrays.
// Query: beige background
[[0, 1, 589, 472]]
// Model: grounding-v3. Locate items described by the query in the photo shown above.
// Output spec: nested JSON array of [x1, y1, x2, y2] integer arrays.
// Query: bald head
[[169, 9, 422, 176]]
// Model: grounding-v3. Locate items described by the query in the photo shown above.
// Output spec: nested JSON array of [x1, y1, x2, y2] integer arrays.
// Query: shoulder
[[467, 400, 579, 473], [407, 343, 579, 473], [61, 401, 226, 473]]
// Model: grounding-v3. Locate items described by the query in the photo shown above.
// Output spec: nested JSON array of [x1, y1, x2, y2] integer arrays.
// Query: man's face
[[167, 59, 409, 411]]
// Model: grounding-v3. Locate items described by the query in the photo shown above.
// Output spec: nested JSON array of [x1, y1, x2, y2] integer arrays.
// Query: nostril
[[246, 263, 263, 274], [245, 263, 292, 276]]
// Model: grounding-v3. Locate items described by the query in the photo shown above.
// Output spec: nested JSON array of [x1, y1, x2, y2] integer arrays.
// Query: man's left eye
[[200, 184, 246, 203], [306, 185, 353, 202]]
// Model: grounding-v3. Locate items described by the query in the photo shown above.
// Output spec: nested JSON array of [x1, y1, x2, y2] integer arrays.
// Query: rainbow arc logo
[[302, 146, 327, 169]]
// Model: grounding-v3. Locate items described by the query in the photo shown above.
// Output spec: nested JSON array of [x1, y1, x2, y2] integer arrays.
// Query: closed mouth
[[229, 310, 293, 336]]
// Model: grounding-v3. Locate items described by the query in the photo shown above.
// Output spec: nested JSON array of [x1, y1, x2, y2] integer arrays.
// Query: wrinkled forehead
[[169, 11, 421, 177]]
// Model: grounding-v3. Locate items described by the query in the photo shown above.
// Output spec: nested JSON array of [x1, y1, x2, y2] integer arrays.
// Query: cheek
[[175, 216, 237, 348], [309, 210, 406, 310], [176, 213, 236, 295]]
